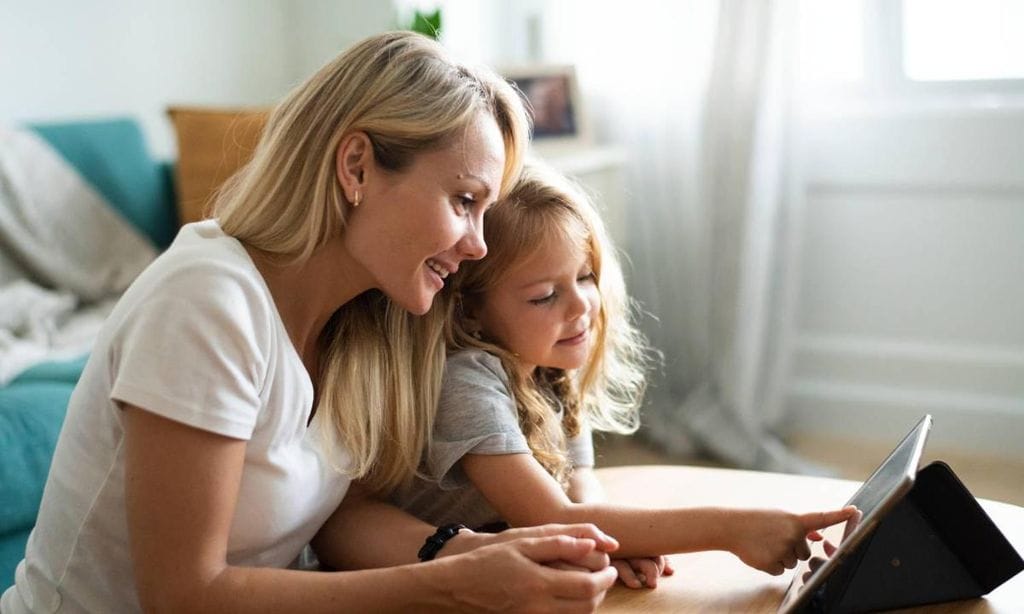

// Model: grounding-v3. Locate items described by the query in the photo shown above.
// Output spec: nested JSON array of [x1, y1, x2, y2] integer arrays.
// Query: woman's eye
[[578, 271, 596, 283], [453, 194, 476, 213], [529, 292, 557, 305]]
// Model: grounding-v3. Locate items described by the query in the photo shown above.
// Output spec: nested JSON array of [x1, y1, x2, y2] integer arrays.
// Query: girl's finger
[[612, 559, 643, 589], [631, 558, 660, 588]]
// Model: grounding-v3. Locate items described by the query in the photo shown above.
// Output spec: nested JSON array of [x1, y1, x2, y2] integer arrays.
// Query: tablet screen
[[777, 415, 932, 613]]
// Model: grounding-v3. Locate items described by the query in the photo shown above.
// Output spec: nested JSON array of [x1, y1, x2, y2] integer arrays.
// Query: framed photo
[[503, 64, 590, 151]]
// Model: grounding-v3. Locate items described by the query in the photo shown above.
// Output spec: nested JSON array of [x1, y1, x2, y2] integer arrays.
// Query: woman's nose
[[459, 216, 487, 261]]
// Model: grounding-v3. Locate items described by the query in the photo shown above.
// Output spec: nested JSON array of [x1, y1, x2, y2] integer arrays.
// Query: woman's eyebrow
[[456, 173, 493, 198]]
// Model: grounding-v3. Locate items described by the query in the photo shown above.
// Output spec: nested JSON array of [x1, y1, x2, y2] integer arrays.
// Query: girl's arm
[[462, 452, 856, 574], [122, 406, 618, 613], [567, 466, 606, 504], [570, 467, 675, 589]]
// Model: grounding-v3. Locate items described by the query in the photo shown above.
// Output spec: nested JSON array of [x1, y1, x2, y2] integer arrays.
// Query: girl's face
[[344, 113, 506, 315], [476, 234, 600, 373]]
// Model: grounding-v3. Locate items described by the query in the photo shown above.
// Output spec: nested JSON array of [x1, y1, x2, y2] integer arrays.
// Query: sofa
[[0, 118, 178, 588]]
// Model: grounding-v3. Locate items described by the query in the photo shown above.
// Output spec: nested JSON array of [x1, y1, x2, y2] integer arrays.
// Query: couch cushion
[[0, 381, 76, 535], [167, 106, 269, 226], [12, 355, 88, 386], [30, 119, 178, 248], [1, 529, 28, 590]]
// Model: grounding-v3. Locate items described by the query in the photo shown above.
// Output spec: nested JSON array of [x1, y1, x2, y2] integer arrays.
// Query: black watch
[[417, 523, 467, 562]]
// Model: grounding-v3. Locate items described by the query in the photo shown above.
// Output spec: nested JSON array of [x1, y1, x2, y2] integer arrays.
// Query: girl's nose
[[566, 286, 590, 320]]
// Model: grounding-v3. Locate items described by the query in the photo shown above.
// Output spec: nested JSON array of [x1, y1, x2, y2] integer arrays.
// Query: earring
[[352, 190, 362, 207], [470, 329, 482, 340]]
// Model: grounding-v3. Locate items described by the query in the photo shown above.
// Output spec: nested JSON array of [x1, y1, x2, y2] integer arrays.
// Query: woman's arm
[[123, 406, 618, 613], [462, 453, 856, 574], [311, 481, 616, 570]]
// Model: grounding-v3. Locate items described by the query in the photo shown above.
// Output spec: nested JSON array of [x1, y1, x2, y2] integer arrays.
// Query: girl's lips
[[557, 330, 588, 346]]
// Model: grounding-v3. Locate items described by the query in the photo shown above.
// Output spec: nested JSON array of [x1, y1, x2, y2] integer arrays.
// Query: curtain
[[534, 0, 832, 474]]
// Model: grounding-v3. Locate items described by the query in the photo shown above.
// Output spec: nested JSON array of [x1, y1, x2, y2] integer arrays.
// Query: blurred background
[[2, 0, 1022, 503]]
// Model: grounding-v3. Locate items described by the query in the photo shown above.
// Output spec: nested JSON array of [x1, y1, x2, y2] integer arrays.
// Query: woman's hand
[[725, 506, 857, 575], [611, 555, 675, 589], [440, 523, 619, 573], [434, 535, 619, 613]]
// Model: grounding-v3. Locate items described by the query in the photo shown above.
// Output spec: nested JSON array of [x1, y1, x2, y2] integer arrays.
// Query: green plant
[[406, 8, 442, 40]]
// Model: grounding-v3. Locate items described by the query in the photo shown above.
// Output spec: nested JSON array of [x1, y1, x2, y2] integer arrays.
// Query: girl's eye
[[529, 292, 557, 305]]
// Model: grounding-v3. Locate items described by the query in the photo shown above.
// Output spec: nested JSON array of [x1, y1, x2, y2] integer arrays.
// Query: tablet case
[[802, 461, 1024, 613]]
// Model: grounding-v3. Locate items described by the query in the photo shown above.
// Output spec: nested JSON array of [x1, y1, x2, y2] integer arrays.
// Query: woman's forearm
[[156, 563, 451, 614]]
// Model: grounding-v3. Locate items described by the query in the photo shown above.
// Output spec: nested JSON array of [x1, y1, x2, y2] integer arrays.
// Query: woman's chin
[[395, 291, 435, 316]]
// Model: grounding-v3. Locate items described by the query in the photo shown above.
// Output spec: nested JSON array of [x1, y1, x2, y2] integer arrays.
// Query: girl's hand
[[612, 555, 675, 589], [727, 506, 857, 575]]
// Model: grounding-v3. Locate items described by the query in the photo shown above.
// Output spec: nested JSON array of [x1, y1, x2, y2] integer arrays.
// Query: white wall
[[0, 0, 394, 158], [785, 104, 1024, 458]]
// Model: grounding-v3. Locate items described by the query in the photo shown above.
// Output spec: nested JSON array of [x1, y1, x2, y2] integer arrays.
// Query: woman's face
[[345, 114, 506, 315]]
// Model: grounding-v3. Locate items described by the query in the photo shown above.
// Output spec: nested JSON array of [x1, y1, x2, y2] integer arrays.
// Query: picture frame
[[502, 64, 590, 152]]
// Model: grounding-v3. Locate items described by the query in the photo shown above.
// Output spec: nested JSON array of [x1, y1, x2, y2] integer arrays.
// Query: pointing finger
[[800, 506, 858, 530]]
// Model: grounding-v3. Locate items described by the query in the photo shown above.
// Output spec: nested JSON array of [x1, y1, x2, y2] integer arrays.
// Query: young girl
[[392, 161, 856, 589]]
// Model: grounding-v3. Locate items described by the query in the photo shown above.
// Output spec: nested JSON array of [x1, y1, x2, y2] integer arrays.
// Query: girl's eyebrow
[[517, 277, 556, 290]]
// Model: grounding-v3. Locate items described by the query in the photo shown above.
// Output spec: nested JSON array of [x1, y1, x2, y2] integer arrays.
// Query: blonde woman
[[2, 33, 619, 613], [394, 162, 857, 588]]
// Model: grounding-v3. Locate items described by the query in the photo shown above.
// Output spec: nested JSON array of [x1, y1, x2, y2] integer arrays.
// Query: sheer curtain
[[531, 0, 828, 473]]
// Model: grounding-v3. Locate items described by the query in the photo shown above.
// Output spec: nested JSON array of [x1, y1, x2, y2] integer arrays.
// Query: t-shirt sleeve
[[567, 421, 595, 468], [108, 263, 270, 440], [428, 351, 530, 489]]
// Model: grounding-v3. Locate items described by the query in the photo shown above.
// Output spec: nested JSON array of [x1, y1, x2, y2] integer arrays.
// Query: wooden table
[[595, 465, 1024, 612]]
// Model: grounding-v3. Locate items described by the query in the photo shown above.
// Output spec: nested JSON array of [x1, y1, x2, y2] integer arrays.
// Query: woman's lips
[[425, 262, 445, 290]]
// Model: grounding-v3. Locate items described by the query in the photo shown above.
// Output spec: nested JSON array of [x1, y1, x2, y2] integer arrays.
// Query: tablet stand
[[806, 461, 1024, 613]]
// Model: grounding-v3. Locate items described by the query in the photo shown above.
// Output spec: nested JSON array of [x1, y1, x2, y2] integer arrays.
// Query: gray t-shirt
[[392, 349, 594, 529]]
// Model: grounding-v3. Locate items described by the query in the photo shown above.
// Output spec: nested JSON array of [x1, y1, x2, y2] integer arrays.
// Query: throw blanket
[[0, 125, 157, 385]]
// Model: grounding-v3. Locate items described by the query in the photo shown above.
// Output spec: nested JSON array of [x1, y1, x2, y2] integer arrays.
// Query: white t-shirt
[[2, 221, 351, 614]]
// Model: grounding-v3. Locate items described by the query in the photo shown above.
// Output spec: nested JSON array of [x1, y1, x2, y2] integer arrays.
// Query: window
[[903, 0, 1024, 81], [798, 0, 1024, 95]]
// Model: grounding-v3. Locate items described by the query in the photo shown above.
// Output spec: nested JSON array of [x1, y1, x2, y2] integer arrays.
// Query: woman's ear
[[335, 131, 373, 202]]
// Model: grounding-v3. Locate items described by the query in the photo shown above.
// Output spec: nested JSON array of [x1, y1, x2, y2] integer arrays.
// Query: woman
[[2, 32, 618, 613]]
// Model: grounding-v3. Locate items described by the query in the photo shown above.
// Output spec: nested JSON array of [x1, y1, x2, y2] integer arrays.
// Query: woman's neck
[[247, 238, 373, 366]]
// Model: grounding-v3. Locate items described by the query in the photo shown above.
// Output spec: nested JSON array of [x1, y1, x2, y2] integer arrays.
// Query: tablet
[[777, 414, 933, 614]]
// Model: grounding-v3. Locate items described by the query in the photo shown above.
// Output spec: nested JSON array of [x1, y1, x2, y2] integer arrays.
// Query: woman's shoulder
[[137, 221, 264, 297], [112, 220, 276, 340]]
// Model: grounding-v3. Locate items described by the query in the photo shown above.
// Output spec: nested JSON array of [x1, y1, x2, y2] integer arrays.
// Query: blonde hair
[[214, 32, 530, 494], [445, 162, 650, 486]]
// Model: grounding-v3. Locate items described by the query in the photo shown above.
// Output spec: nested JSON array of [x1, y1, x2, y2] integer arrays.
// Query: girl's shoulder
[[445, 348, 509, 386]]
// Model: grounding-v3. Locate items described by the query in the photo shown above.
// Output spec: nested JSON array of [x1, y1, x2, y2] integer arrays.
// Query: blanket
[[0, 125, 156, 385]]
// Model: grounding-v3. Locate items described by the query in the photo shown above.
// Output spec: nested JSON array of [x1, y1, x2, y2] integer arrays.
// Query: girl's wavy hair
[[213, 32, 530, 494], [444, 161, 652, 486]]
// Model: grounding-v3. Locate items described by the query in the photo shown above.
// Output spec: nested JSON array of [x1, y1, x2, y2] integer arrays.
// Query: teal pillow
[[11, 354, 88, 385], [0, 529, 28, 590], [29, 119, 177, 248], [0, 381, 75, 534]]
